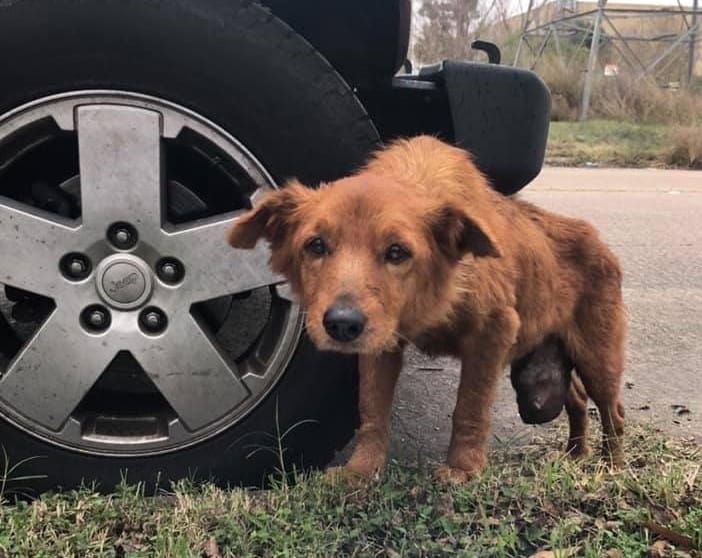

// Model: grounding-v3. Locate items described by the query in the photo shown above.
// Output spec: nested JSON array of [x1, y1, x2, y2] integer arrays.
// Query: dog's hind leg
[[566, 284, 626, 467], [565, 372, 590, 458], [573, 358, 625, 467]]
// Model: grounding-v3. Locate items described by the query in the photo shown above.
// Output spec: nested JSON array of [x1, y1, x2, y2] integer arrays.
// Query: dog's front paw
[[434, 463, 479, 485]]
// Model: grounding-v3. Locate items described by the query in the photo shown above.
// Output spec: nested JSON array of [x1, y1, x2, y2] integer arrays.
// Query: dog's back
[[513, 198, 622, 285], [366, 136, 621, 291]]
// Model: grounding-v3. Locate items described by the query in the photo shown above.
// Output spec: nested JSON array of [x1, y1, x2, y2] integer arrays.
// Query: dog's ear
[[432, 205, 501, 260], [228, 181, 311, 249]]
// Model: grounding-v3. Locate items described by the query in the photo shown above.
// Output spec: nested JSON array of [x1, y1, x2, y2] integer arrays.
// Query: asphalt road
[[384, 167, 702, 464]]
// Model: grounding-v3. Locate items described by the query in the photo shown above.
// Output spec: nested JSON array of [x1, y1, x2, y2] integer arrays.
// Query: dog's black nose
[[323, 306, 366, 342]]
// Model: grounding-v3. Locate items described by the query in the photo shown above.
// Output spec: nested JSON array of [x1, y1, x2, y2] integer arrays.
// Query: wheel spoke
[[76, 105, 164, 234], [0, 197, 77, 296], [165, 214, 283, 303], [0, 308, 114, 431], [134, 311, 250, 431]]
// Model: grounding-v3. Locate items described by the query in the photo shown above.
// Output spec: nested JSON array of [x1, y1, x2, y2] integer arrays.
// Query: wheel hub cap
[[96, 255, 152, 309]]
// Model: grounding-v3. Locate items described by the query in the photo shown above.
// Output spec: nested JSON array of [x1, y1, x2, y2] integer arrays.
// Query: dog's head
[[228, 137, 501, 354]]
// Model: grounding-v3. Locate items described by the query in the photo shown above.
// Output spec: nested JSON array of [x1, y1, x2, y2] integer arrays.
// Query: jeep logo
[[108, 272, 139, 294]]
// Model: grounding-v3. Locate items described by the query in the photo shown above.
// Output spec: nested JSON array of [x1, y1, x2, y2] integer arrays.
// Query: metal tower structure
[[513, 0, 701, 119]]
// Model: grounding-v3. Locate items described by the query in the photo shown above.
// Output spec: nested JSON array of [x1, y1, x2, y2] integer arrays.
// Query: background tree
[[412, 0, 518, 64]]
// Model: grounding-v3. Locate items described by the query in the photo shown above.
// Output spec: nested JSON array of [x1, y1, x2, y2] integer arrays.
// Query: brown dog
[[228, 136, 626, 483]]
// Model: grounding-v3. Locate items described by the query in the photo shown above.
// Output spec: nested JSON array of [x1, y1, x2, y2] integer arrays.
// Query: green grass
[[0, 423, 700, 557], [546, 120, 673, 168]]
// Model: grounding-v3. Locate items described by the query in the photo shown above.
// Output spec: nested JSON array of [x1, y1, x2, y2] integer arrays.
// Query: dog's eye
[[305, 236, 328, 256], [385, 243, 411, 264]]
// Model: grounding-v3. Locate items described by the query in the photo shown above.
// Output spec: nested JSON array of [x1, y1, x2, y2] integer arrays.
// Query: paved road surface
[[381, 167, 702, 464]]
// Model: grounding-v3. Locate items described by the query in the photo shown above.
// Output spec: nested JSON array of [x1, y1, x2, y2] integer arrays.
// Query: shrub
[[536, 54, 584, 120], [668, 125, 702, 169], [592, 75, 702, 124], [535, 61, 702, 124]]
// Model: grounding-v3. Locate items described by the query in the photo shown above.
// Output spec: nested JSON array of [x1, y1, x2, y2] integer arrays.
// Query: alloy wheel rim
[[0, 91, 302, 456]]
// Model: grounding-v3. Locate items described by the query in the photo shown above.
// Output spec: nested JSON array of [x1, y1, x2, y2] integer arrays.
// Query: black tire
[[0, 0, 379, 494]]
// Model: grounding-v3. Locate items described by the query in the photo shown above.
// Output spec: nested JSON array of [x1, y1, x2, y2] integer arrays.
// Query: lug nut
[[89, 309, 107, 327], [156, 257, 185, 284], [81, 305, 111, 332], [115, 230, 130, 244], [144, 313, 160, 328], [70, 260, 85, 275], [161, 263, 177, 279], [107, 222, 138, 250], [60, 253, 92, 281], [139, 307, 168, 334]]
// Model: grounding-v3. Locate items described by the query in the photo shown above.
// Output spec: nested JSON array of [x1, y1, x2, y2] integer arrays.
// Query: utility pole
[[580, 0, 606, 121], [687, 0, 699, 88]]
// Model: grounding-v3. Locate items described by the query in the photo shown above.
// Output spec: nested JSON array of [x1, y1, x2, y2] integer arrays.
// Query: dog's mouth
[[309, 328, 368, 354], [320, 339, 365, 354], [312, 328, 401, 355]]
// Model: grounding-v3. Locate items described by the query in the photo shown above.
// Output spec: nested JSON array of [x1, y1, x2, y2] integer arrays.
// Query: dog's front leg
[[437, 309, 520, 484], [330, 350, 402, 480]]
